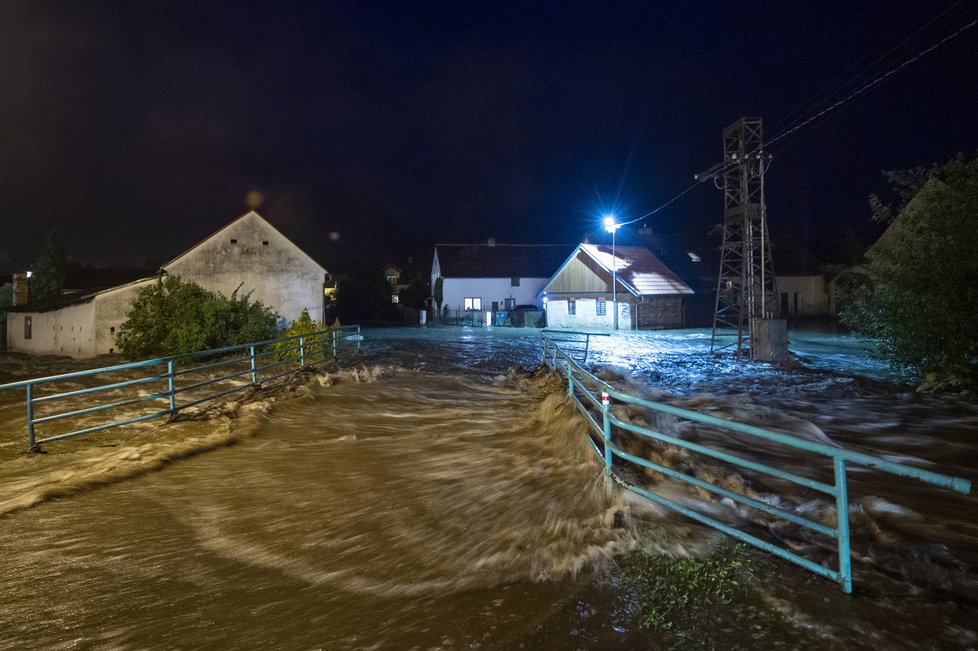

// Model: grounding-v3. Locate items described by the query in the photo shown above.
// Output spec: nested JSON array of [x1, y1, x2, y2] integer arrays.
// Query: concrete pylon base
[[753, 318, 789, 362]]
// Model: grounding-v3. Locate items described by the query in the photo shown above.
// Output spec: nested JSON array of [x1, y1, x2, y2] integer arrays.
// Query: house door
[[491, 301, 499, 313]]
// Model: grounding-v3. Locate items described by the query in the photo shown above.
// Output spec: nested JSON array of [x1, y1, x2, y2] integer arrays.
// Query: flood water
[[1, 327, 976, 649]]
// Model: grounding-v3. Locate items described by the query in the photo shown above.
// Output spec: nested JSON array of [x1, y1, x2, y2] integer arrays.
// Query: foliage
[[841, 151, 978, 393], [29, 230, 69, 302], [115, 276, 279, 360], [335, 266, 398, 324], [0, 283, 11, 318], [273, 309, 327, 360], [433, 276, 444, 310], [616, 543, 809, 648], [398, 276, 430, 310]]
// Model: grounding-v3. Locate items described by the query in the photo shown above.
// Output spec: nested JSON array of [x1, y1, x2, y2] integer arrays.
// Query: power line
[[766, 13, 978, 149], [621, 6, 977, 228], [770, 0, 962, 134]]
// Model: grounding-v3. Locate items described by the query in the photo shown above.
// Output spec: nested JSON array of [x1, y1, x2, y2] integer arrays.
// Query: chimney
[[12, 273, 29, 306], [487, 237, 496, 247]]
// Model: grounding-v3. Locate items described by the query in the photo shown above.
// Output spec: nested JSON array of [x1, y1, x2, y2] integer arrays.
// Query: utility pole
[[696, 117, 782, 359]]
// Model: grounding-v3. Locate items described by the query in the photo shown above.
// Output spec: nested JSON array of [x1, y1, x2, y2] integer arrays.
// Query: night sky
[[1, 1, 976, 272]]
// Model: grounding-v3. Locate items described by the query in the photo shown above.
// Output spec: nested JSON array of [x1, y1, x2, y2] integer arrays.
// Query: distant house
[[383, 264, 402, 303], [5, 211, 330, 358], [541, 243, 693, 330], [431, 240, 575, 321]]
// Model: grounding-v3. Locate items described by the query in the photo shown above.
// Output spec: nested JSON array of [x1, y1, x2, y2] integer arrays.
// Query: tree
[[841, 151, 978, 393], [398, 276, 430, 310], [30, 230, 68, 301], [433, 276, 443, 311], [0, 283, 12, 319], [335, 266, 397, 324], [115, 276, 279, 360]]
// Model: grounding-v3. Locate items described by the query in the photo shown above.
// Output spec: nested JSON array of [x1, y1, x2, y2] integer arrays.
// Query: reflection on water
[[0, 327, 975, 649]]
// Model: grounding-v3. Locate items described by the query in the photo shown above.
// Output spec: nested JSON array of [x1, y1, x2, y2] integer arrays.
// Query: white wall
[[441, 277, 548, 313], [776, 275, 828, 317], [545, 298, 631, 330], [165, 213, 326, 324], [94, 279, 156, 355], [6, 301, 97, 358]]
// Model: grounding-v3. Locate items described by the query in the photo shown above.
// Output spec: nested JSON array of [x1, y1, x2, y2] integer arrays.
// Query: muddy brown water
[[0, 327, 976, 649]]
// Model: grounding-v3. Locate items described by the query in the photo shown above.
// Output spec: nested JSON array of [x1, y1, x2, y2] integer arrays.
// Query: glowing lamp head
[[603, 215, 618, 233]]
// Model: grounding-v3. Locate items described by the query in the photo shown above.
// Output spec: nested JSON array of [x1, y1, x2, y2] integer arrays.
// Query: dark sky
[[1, 1, 976, 271]]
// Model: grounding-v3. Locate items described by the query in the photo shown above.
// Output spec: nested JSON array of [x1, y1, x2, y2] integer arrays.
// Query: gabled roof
[[162, 210, 326, 274], [5, 276, 158, 313], [435, 243, 575, 278], [544, 244, 693, 297]]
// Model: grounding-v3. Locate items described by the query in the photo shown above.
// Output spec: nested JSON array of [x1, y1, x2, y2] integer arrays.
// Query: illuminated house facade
[[431, 241, 574, 319], [541, 243, 693, 330], [5, 211, 329, 358]]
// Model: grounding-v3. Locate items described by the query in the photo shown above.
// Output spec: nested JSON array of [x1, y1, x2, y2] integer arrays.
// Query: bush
[[273, 309, 331, 360], [841, 152, 978, 393], [115, 276, 279, 360]]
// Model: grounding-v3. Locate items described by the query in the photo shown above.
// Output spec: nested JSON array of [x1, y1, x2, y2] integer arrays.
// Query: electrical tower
[[696, 117, 779, 358]]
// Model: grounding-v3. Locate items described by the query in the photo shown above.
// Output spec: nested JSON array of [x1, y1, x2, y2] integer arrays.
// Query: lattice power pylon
[[696, 117, 779, 357]]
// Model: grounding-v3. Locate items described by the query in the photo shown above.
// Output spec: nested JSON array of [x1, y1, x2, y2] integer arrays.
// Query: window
[[511, 277, 520, 287], [504, 298, 515, 310], [391, 294, 399, 304], [596, 299, 606, 316], [568, 300, 576, 316], [262, 240, 269, 246], [24, 316, 32, 340], [387, 275, 398, 285], [230, 238, 238, 244], [464, 297, 482, 310]]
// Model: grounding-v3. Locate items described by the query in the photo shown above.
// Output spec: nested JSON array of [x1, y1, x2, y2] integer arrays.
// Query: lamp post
[[603, 215, 619, 330]]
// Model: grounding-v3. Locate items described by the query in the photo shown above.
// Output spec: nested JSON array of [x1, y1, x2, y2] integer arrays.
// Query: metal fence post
[[834, 457, 853, 594], [26, 383, 35, 450], [332, 330, 338, 357], [356, 326, 361, 352], [249, 345, 258, 384], [601, 391, 612, 476], [566, 359, 573, 397], [300, 335, 306, 367], [167, 359, 176, 415]]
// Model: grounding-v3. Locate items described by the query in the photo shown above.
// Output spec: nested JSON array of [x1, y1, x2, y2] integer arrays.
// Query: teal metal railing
[[0, 326, 362, 451], [541, 333, 971, 593], [540, 329, 609, 365]]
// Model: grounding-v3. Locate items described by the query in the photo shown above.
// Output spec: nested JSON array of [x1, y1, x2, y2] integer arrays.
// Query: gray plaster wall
[[164, 212, 326, 324], [6, 301, 97, 358], [94, 279, 156, 355]]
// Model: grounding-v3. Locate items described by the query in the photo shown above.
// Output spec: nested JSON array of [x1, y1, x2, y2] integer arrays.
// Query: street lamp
[[603, 215, 619, 330]]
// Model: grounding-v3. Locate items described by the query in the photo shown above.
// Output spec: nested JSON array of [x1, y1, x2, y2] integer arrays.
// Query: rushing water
[[0, 327, 976, 649]]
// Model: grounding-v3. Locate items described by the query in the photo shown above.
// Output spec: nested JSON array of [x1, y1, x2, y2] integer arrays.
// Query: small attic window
[[230, 238, 238, 244], [262, 240, 269, 246]]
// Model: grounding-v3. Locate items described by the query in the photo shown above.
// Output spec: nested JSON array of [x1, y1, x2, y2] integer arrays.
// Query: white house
[[431, 240, 574, 320], [6, 211, 329, 358], [541, 243, 693, 330]]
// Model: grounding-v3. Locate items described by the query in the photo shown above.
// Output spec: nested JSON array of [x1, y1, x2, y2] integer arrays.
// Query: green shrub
[[273, 309, 329, 361], [115, 276, 279, 360], [841, 152, 978, 393]]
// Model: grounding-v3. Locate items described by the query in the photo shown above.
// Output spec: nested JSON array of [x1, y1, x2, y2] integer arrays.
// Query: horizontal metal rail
[[0, 326, 362, 450], [541, 333, 971, 593], [541, 329, 609, 365]]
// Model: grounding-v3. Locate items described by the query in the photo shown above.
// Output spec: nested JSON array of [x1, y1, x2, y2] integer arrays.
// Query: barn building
[[5, 211, 329, 358]]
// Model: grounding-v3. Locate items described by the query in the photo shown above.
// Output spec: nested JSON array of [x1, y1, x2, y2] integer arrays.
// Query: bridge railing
[[540, 329, 609, 365], [0, 326, 362, 451], [541, 332, 971, 593]]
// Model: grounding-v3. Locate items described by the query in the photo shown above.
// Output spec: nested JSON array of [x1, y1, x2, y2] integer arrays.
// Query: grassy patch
[[616, 543, 814, 649]]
